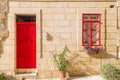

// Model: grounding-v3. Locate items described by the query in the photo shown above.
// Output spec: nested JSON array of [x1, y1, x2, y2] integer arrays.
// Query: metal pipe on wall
[[116, 5, 119, 59], [40, 9, 43, 58], [104, 9, 107, 51]]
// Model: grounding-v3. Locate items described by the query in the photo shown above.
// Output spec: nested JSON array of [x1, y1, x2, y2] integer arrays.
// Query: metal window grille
[[82, 14, 101, 46]]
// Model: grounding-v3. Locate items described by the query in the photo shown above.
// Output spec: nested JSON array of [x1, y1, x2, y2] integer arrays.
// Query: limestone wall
[[4, 1, 120, 78], [9, 0, 117, 2]]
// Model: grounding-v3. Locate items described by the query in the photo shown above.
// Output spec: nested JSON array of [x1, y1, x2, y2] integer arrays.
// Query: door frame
[[15, 14, 38, 73]]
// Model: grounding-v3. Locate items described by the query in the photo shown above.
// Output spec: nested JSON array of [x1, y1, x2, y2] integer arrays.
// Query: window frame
[[82, 14, 101, 46]]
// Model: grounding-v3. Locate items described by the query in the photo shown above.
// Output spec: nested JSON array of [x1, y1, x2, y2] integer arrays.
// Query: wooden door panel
[[27, 57, 36, 68], [16, 22, 36, 68]]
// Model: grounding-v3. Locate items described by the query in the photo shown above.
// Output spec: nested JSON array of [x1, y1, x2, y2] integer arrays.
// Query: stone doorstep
[[15, 74, 104, 80], [24, 78, 61, 80], [15, 73, 37, 80]]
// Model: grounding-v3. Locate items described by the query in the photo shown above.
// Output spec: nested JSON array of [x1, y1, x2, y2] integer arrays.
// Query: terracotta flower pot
[[59, 71, 66, 78]]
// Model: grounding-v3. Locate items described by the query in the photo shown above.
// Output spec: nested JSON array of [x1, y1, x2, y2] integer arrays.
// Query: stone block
[[60, 40, 76, 45], [43, 27, 54, 32], [118, 29, 120, 33], [91, 58, 102, 64], [0, 65, 9, 70], [8, 65, 14, 71], [65, 8, 76, 14], [66, 27, 77, 32], [106, 40, 117, 46], [48, 2, 58, 8], [69, 21, 77, 27], [107, 52, 117, 58], [43, 46, 55, 52], [71, 32, 77, 40], [100, 26, 105, 34], [106, 32, 117, 39], [79, 52, 90, 58], [106, 27, 117, 32], [55, 46, 65, 51], [78, 46, 85, 51], [52, 8, 65, 13], [38, 70, 52, 78], [79, 8, 105, 14], [48, 2, 68, 8], [51, 71, 59, 77], [20, 2, 32, 7], [43, 52, 50, 58], [9, 2, 20, 8], [68, 2, 86, 8], [43, 21, 58, 27], [31, 2, 48, 8], [102, 58, 118, 65], [9, 8, 40, 13], [101, 33, 105, 39], [54, 14, 65, 20], [0, 59, 10, 65], [60, 33, 71, 40], [86, 2, 97, 8], [42, 8, 52, 14], [107, 8, 117, 14], [43, 14, 53, 20], [52, 40, 61, 46], [86, 65, 101, 72], [96, 2, 115, 8], [106, 20, 117, 26], [65, 14, 77, 20], [78, 58, 91, 62], [55, 27, 66, 32], [67, 45, 77, 51], [106, 14, 117, 20], [58, 20, 69, 27]]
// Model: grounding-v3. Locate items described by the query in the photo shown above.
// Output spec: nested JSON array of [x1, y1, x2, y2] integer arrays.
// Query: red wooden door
[[16, 22, 36, 68]]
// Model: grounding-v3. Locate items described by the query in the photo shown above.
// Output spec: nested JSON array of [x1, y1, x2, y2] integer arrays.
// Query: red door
[[16, 22, 36, 68]]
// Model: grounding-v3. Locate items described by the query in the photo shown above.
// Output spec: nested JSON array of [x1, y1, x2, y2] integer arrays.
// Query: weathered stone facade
[[0, 0, 9, 40], [0, 0, 120, 79]]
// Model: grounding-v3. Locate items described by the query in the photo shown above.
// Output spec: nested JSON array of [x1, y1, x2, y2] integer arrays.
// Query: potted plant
[[52, 46, 69, 78]]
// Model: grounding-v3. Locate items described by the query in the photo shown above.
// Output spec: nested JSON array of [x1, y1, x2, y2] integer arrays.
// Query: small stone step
[[39, 78, 60, 80], [25, 78, 38, 80], [15, 73, 37, 80]]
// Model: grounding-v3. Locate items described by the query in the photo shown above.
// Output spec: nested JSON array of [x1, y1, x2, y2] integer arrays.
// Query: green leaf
[[52, 46, 69, 71]]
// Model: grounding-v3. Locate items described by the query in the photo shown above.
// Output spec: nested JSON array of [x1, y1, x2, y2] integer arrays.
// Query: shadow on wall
[[66, 50, 118, 77]]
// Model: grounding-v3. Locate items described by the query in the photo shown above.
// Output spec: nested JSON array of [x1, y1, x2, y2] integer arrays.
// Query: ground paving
[[38, 75, 104, 80]]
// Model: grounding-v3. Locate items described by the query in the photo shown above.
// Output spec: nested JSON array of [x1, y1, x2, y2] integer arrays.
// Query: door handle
[[20, 40, 23, 42], [30, 40, 32, 42]]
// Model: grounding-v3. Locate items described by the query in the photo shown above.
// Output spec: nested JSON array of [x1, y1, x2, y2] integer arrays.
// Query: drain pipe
[[40, 9, 43, 58], [116, 3, 119, 59], [104, 9, 107, 51]]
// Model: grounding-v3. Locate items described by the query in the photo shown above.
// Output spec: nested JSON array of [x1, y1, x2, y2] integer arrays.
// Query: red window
[[82, 14, 101, 46]]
